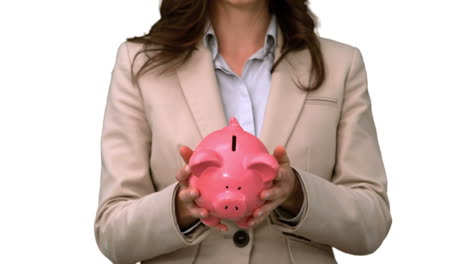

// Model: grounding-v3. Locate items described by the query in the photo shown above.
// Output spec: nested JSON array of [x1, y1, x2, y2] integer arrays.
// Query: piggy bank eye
[[225, 186, 229, 189]]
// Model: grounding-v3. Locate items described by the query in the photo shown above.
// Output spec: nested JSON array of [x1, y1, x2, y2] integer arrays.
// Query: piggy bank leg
[[236, 217, 250, 229], [201, 215, 220, 227]]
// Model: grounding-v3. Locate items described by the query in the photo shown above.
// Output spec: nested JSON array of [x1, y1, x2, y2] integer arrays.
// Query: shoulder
[[319, 37, 357, 56], [114, 40, 146, 62], [319, 36, 362, 64], [288, 37, 362, 70], [114, 39, 164, 75], [317, 37, 365, 74]]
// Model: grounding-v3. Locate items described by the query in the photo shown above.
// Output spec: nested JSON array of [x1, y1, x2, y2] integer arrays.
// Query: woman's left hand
[[248, 145, 304, 227]]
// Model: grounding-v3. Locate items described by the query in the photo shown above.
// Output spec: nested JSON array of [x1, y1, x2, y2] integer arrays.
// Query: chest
[[136, 52, 344, 191]]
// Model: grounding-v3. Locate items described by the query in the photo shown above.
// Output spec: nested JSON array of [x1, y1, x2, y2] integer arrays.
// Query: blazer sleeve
[[94, 41, 209, 264], [268, 47, 392, 255]]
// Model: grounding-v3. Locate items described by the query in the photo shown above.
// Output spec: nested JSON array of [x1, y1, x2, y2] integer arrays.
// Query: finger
[[274, 167, 295, 184], [252, 204, 268, 219], [260, 185, 288, 201], [247, 214, 266, 227], [179, 187, 199, 203], [175, 165, 191, 187], [188, 206, 209, 219], [273, 145, 290, 165], [273, 169, 286, 182], [215, 223, 228, 232], [246, 215, 256, 227], [179, 145, 194, 164], [181, 197, 207, 219], [200, 208, 209, 218], [253, 200, 283, 219]]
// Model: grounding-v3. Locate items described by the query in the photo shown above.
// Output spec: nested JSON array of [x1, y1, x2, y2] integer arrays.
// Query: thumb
[[273, 145, 290, 165], [179, 145, 193, 164]]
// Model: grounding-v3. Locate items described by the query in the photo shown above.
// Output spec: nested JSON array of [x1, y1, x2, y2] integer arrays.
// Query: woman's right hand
[[175, 145, 228, 232]]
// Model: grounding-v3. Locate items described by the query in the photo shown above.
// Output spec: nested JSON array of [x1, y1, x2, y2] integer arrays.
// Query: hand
[[175, 145, 228, 232], [248, 145, 304, 227]]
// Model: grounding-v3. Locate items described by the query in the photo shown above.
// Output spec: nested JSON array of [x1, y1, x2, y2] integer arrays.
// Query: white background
[[0, 0, 467, 263]]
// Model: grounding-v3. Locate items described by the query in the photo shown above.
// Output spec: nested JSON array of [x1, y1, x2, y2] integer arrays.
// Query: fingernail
[[190, 189, 197, 197], [256, 211, 263, 217], [185, 165, 191, 173]]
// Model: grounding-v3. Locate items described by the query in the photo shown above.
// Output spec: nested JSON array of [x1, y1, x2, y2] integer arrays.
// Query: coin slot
[[232, 135, 237, 151]]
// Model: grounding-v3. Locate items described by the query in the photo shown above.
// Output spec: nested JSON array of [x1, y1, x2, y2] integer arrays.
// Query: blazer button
[[233, 230, 249, 248]]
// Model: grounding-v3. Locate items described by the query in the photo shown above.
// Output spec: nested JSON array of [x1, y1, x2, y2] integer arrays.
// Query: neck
[[210, 1, 270, 58]]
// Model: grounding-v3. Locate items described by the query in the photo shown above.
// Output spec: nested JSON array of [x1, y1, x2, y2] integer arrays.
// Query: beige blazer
[[94, 25, 392, 264]]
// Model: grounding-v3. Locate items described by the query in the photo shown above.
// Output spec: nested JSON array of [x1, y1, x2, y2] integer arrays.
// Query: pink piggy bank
[[188, 117, 279, 229]]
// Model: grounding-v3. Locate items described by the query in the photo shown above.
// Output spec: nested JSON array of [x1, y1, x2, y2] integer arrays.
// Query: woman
[[94, 0, 392, 263]]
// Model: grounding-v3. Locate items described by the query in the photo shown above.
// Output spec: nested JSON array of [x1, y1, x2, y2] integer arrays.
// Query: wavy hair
[[127, 0, 325, 91]]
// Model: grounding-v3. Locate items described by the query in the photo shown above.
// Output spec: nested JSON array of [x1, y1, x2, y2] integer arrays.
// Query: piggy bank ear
[[244, 153, 279, 183], [189, 149, 223, 177]]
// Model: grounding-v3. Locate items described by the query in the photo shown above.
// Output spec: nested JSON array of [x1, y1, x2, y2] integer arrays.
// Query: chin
[[221, 0, 266, 8]]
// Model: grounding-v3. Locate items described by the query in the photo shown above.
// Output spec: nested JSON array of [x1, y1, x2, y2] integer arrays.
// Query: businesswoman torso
[[94, 0, 392, 263]]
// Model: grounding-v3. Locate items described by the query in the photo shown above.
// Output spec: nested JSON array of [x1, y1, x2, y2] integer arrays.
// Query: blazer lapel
[[258, 28, 310, 153], [176, 40, 228, 139], [176, 23, 310, 153]]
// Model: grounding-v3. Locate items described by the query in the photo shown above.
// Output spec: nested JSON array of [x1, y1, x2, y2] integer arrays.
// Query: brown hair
[[127, 0, 325, 91]]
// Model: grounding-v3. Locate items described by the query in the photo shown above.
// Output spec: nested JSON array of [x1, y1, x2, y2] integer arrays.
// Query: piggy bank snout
[[213, 192, 247, 219]]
